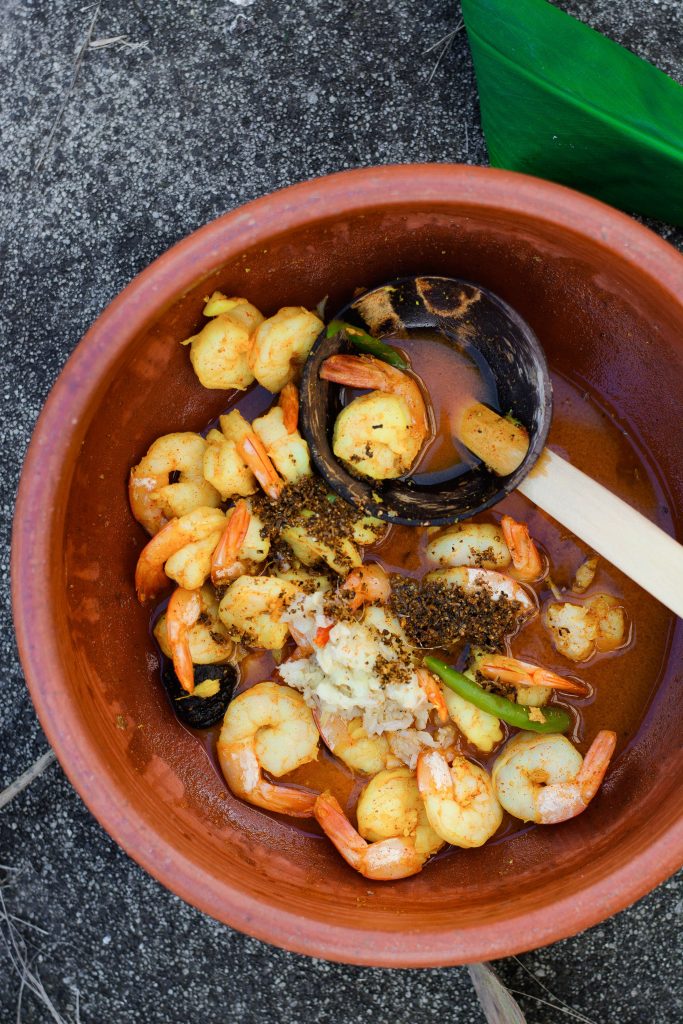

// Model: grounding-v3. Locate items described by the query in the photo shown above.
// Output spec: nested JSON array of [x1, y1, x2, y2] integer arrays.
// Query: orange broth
[[158, 356, 675, 846]]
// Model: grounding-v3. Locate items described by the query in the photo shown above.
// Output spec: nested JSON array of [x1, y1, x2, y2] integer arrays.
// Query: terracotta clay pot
[[12, 165, 683, 966]]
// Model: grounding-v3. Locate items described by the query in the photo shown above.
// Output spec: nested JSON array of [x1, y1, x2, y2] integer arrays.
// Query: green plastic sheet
[[462, 0, 683, 225]]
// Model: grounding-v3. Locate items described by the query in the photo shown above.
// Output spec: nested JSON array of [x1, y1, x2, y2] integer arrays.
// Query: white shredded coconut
[[279, 593, 453, 767]]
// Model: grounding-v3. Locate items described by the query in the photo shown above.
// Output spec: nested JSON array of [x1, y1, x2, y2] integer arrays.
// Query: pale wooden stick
[[0, 751, 56, 811], [459, 403, 683, 619], [519, 449, 683, 619], [468, 963, 527, 1023]]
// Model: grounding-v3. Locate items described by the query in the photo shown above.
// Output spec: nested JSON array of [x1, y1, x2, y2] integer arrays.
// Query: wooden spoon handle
[[518, 448, 683, 619]]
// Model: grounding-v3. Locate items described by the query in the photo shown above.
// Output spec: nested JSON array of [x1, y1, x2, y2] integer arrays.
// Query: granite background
[[1, 1, 682, 1020]]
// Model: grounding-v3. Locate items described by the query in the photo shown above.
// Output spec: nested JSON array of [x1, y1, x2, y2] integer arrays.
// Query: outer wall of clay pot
[[11, 165, 683, 966]]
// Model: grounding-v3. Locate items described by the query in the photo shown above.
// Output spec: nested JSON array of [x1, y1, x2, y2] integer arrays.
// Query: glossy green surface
[[463, 0, 683, 224], [425, 656, 572, 734]]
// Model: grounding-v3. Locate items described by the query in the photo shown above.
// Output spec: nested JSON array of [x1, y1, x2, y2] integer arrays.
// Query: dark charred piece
[[162, 661, 236, 729]]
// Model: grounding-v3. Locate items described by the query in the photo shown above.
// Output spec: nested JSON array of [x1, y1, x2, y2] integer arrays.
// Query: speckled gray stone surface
[[2, 1, 682, 1021]]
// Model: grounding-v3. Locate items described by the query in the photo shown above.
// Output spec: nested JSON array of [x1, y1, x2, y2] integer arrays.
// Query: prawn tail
[[258, 781, 317, 817], [578, 730, 617, 803], [479, 655, 587, 696], [166, 588, 202, 693], [278, 383, 299, 433], [536, 731, 616, 824], [533, 668, 588, 696], [212, 501, 250, 584], [220, 742, 317, 818], [320, 354, 390, 392], [314, 791, 366, 865], [417, 670, 450, 724], [171, 639, 195, 694], [501, 515, 544, 582], [237, 434, 284, 499]]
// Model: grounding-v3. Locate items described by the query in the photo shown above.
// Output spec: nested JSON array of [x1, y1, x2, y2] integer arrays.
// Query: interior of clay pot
[[15, 168, 683, 965]]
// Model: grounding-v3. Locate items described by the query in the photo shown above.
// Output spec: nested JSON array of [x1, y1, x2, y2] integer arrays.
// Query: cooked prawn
[[218, 574, 298, 650], [154, 584, 232, 672], [129, 432, 221, 535], [182, 298, 264, 390], [342, 563, 391, 610], [545, 594, 628, 662], [426, 523, 511, 571], [218, 681, 319, 816], [249, 307, 324, 392], [425, 566, 536, 617], [278, 382, 299, 433], [478, 654, 588, 696], [501, 515, 544, 583], [164, 530, 226, 592], [135, 507, 225, 603], [440, 677, 503, 753], [211, 500, 251, 585], [165, 588, 202, 693], [281, 524, 361, 576], [416, 668, 449, 724], [492, 730, 617, 824], [252, 386, 311, 484], [417, 750, 503, 848], [320, 354, 429, 479], [357, 768, 444, 853], [239, 434, 283, 500], [203, 428, 258, 501], [314, 790, 428, 880], [314, 710, 397, 775], [220, 409, 284, 499]]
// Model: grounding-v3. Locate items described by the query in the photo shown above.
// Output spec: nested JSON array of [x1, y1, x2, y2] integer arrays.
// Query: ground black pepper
[[389, 577, 523, 651], [252, 476, 383, 569]]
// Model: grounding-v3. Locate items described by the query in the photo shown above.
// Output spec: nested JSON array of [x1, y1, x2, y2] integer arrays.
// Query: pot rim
[[11, 163, 683, 966]]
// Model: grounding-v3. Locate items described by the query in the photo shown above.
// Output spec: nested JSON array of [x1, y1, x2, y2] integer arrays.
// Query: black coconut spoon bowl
[[300, 275, 553, 526]]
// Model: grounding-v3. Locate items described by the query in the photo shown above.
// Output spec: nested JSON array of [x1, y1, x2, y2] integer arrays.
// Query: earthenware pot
[[12, 165, 683, 966]]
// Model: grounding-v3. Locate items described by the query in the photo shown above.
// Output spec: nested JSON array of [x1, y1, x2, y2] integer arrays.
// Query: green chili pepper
[[424, 656, 572, 735], [325, 319, 408, 370]]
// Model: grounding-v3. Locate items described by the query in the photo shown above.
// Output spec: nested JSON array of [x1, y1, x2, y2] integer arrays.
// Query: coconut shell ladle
[[300, 276, 683, 619]]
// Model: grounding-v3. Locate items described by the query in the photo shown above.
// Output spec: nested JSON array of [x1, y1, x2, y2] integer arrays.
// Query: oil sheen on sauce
[[393, 330, 499, 486], [338, 329, 499, 486], [161, 362, 675, 845]]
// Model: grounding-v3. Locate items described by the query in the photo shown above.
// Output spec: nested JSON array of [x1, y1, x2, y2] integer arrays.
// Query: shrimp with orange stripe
[[320, 354, 429, 479]]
